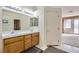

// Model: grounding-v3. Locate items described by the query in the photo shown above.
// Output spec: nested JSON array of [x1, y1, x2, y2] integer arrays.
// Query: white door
[[46, 9, 61, 45]]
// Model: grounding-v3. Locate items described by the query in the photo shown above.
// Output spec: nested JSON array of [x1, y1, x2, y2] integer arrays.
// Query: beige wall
[[2, 10, 31, 32]]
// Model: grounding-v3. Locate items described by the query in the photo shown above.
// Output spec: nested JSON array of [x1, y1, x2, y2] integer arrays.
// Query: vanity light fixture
[[4, 6, 22, 12], [3, 6, 34, 17]]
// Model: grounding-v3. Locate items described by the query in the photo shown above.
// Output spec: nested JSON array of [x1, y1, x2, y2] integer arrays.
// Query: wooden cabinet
[[24, 35, 32, 50], [4, 36, 23, 45], [4, 40, 24, 53], [32, 32, 39, 46], [4, 36, 24, 53], [4, 32, 39, 53]]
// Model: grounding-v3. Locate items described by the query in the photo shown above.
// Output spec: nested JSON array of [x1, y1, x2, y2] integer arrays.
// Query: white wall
[[37, 7, 62, 50], [0, 7, 3, 52], [2, 10, 31, 32], [36, 7, 47, 50]]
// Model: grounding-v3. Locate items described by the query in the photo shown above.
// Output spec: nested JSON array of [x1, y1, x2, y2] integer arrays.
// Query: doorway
[[46, 8, 61, 46]]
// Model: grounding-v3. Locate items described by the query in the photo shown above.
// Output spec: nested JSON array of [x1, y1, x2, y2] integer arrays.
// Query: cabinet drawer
[[25, 38, 31, 44], [4, 36, 23, 45], [32, 33, 39, 37], [25, 42, 31, 50], [4, 40, 24, 53], [24, 35, 32, 50], [32, 37, 39, 46], [25, 35, 31, 39], [25, 34, 31, 44]]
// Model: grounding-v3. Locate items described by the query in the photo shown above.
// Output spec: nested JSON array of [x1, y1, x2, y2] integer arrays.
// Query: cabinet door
[[25, 35, 32, 50], [32, 33, 39, 46], [4, 36, 23, 45], [32, 37, 39, 46], [4, 41, 24, 53], [25, 41, 31, 50]]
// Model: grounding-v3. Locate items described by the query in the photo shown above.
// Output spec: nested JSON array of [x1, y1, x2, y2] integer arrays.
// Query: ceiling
[[49, 6, 79, 17], [57, 6, 79, 17], [20, 6, 37, 12], [20, 6, 79, 17]]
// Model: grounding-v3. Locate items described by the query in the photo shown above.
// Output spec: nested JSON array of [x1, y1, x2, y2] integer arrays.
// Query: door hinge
[[58, 40, 60, 42]]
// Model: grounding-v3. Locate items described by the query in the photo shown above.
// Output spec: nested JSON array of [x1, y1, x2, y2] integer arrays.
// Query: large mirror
[[2, 10, 31, 32], [2, 10, 39, 32]]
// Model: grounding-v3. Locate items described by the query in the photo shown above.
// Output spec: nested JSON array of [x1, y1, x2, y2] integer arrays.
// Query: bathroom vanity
[[3, 31, 39, 53], [2, 7, 39, 53]]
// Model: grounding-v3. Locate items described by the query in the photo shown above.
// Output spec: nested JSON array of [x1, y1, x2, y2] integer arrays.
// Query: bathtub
[[62, 33, 79, 48]]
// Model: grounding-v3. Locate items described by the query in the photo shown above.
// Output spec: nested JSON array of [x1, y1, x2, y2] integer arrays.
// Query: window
[[64, 19, 71, 28], [74, 19, 79, 33], [30, 17, 38, 27], [63, 16, 79, 34]]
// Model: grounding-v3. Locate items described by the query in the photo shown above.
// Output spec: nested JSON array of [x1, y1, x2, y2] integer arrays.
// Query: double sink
[[2, 29, 39, 39]]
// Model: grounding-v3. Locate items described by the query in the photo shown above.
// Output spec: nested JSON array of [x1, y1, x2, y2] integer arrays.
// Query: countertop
[[2, 30, 39, 39]]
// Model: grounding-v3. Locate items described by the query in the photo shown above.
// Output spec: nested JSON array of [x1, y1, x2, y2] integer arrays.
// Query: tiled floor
[[43, 46, 67, 53], [21, 46, 67, 53], [54, 44, 79, 53], [21, 47, 43, 53], [21, 44, 79, 53]]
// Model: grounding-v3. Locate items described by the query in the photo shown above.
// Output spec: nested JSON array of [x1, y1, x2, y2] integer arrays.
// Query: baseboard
[[36, 45, 48, 50], [47, 45, 59, 47]]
